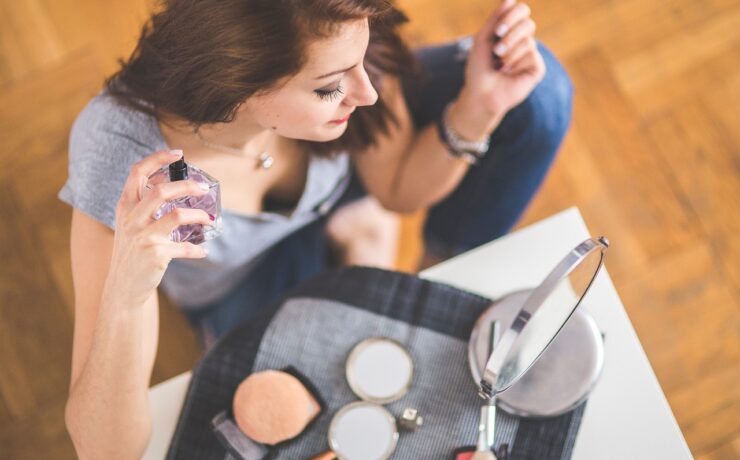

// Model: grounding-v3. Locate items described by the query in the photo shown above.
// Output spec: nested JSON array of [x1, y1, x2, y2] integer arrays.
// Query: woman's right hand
[[102, 149, 212, 307]]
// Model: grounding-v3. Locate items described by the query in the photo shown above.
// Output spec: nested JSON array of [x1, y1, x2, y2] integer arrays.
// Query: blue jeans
[[182, 40, 573, 348]]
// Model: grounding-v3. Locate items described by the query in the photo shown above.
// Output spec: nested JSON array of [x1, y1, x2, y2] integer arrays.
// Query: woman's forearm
[[388, 90, 506, 212], [65, 295, 153, 459]]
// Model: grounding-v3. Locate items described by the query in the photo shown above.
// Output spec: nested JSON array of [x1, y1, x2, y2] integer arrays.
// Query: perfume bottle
[[144, 155, 222, 245]]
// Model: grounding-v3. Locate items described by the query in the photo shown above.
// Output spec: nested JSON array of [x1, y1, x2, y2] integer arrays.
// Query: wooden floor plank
[[695, 434, 740, 460], [0, 0, 63, 84], [0, 49, 102, 183], [619, 242, 739, 389], [564, 49, 699, 272], [620, 40, 740, 119], [0, 185, 72, 421], [0, 396, 75, 459], [38, 0, 154, 76], [613, 8, 740, 103], [646, 98, 740, 298]]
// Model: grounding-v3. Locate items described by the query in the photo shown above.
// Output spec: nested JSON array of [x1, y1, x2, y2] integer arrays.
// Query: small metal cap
[[398, 408, 423, 431]]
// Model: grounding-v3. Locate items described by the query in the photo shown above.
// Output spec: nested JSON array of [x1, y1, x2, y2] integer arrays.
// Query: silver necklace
[[195, 130, 274, 170]]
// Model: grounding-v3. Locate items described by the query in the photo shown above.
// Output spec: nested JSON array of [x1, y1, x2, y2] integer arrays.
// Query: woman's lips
[[329, 111, 353, 124]]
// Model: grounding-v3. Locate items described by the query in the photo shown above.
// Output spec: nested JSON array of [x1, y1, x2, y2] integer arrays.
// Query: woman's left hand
[[457, 0, 546, 132]]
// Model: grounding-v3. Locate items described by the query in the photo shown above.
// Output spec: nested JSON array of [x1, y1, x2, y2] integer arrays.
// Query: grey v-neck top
[[58, 91, 350, 309]]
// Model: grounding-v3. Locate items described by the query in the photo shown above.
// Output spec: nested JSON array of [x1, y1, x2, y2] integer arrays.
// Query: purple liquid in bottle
[[144, 155, 222, 245]]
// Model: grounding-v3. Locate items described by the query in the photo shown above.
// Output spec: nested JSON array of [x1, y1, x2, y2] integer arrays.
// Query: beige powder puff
[[233, 370, 320, 445]]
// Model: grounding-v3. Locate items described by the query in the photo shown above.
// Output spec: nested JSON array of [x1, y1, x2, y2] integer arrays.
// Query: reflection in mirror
[[480, 237, 608, 400], [330, 402, 398, 460], [346, 338, 413, 404], [496, 250, 604, 392]]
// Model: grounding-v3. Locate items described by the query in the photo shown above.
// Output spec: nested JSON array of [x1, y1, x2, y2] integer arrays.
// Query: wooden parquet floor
[[1, 1, 738, 458]]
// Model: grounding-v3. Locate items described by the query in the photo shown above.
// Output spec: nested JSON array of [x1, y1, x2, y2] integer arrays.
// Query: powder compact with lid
[[313, 337, 418, 460]]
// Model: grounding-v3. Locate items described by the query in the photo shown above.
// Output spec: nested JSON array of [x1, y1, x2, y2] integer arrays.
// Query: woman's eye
[[314, 83, 344, 102]]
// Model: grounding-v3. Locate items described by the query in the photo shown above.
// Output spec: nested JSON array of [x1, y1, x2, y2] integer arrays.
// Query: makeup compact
[[463, 237, 609, 458], [312, 338, 418, 460], [320, 401, 399, 460], [345, 338, 414, 405]]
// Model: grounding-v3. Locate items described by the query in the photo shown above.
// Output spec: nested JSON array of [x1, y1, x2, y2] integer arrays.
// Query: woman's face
[[243, 18, 379, 142]]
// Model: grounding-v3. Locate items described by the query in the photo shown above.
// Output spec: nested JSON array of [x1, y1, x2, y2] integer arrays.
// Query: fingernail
[[208, 213, 215, 221], [197, 182, 210, 191], [169, 149, 183, 156], [495, 24, 509, 37], [494, 42, 507, 56]]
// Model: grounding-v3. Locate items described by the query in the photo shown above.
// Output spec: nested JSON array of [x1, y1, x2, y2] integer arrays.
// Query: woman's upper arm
[[68, 209, 159, 389], [351, 74, 417, 211]]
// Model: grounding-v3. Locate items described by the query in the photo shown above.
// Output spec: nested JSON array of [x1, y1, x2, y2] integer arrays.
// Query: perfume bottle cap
[[169, 156, 189, 181]]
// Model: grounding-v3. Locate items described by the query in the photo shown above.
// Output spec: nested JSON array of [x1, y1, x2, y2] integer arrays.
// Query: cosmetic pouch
[[166, 267, 588, 460]]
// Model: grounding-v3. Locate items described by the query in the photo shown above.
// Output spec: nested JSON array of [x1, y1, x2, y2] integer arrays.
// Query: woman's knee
[[529, 43, 573, 145], [536, 42, 574, 138]]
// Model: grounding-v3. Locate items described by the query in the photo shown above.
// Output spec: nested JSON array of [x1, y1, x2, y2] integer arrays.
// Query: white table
[[144, 207, 693, 460]]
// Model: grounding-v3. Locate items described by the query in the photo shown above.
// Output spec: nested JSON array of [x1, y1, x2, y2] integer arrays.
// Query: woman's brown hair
[[105, 0, 420, 156]]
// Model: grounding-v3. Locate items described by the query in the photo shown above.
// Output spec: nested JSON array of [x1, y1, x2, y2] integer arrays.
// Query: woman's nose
[[344, 67, 378, 107]]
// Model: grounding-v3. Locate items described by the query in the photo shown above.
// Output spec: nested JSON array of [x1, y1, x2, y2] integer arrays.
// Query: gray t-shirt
[[58, 91, 350, 309]]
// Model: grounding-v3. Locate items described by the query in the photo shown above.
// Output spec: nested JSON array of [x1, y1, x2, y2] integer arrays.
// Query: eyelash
[[314, 83, 344, 102]]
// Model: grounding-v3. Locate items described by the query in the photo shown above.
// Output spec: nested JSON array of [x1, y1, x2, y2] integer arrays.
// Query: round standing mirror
[[469, 290, 605, 416], [346, 338, 414, 404], [328, 401, 399, 460], [479, 237, 608, 400]]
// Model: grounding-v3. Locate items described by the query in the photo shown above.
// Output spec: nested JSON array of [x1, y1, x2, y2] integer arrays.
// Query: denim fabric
[[181, 39, 573, 347], [412, 41, 574, 256]]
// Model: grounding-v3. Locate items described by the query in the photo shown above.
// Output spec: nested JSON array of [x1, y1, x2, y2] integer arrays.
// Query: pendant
[[257, 152, 274, 170]]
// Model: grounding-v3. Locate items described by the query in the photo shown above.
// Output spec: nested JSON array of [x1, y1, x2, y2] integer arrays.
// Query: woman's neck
[[158, 110, 282, 158]]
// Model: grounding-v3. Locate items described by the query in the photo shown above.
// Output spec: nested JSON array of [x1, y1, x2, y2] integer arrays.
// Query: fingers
[[493, 2, 533, 40], [150, 206, 213, 236], [500, 37, 536, 72], [164, 240, 209, 260], [478, 0, 516, 45], [118, 149, 185, 214], [131, 179, 211, 229], [504, 48, 546, 78], [491, 0, 517, 29], [492, 17, 536, 59]]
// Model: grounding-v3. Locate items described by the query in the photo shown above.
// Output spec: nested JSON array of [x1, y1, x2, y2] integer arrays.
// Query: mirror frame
[[478, 237, 609, 400]]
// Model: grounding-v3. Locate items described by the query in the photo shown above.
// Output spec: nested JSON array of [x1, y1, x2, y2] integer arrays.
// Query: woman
[[61, 0, 572, 456]]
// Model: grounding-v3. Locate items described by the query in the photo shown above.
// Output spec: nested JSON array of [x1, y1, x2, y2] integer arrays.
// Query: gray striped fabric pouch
[[166, 267, 587, 460]]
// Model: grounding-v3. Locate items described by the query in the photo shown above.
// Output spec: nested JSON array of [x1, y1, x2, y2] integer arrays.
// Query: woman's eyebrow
[[315, 63, 358, 80]]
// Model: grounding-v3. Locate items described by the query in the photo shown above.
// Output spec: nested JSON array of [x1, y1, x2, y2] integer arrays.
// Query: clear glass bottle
[[144, 155, 222, 245]]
